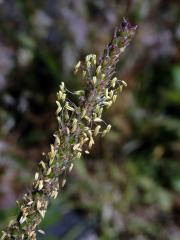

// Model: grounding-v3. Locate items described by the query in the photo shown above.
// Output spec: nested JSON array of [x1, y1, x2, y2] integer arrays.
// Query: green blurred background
[[0, 0, 179, 239]]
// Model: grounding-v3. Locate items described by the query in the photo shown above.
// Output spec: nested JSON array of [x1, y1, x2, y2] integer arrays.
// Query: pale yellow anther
[[40, 161, 46, 170], [37, 200, 41, 210], [66, 127, 70, 135], [109, 90, 114, 98], [94, 117, 102, 122], [69, 163, 74, 172], [84, 137, 89, 142], [105, 89, 109, 98], [119, 85, 123, 92], [35, 172, 39, 181], [54, 134, 60, 145], [46, 167, 52, 176], [104, 101, 112, 108], [113, 95, 117, 102], [62, 179, 66, 187], [102, 130, 108, 137], [65, 112, 69, 120], [121, 80, 127, 87], [81, 109, 87, 118], [62, 93, 66, 101], [93, 76, 97, 85], [57, 90, 62, 100], [56, 101, 62, 114], [73, 143, 80, 151], [106, 124, 111, 132], [38, 180, 43, 191], [111, 77, 117, 87], [96, 65, 102, 74], [84, 115, 91, 123], [76, 152, 82, 158], [88, 137, 94, 149], [75, 61, 81, 69], [94, 125, 101, 136], [86, 61, 91, 68], [60, 82, 65, 91], [83, 70, 86, 77], [72, 119, 78, 132], [102, 73, 106, 80], [65, 103, 74, 112], [120, 47, 125, 53]]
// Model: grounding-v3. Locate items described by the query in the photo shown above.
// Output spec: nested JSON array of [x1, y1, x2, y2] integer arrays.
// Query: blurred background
[[0, 0, 179, 239]]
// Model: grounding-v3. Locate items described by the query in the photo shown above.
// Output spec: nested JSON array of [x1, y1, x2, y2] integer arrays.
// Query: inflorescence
[[1, 19, 137, 240]]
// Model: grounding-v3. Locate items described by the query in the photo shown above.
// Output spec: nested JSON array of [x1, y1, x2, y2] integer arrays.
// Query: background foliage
[[0, 0, 179, 239]]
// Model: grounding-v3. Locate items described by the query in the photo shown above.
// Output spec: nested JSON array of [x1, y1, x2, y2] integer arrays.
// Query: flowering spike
[[2, 19, 137, 239]]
